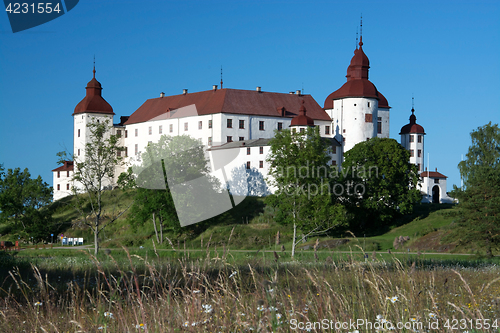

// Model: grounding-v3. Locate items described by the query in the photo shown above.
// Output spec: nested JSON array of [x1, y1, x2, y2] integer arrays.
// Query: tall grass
[[0, 247, 499, 332]]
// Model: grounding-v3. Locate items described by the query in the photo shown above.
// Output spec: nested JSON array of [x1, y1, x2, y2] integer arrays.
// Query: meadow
[[1, 247, 499, 333]]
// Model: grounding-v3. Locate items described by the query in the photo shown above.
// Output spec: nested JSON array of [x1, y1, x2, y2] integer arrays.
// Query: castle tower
[[72, 67, 115, 162], [323, 36, 390, 156], [399, 107, 425, 172], [290, 101, 315, 134]]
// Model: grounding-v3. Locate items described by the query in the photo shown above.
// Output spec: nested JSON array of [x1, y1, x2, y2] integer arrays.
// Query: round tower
[[323, 36, 390, 153], [399, 107, 425, 172], [290, 101, 315, 134], [72, 67, 115, 162]]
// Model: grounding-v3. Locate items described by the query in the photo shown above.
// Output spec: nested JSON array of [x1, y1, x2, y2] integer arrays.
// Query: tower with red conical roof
[[323, 36, 390, 155], [400, 106, 425, 172], [73, 67, 115, 162]]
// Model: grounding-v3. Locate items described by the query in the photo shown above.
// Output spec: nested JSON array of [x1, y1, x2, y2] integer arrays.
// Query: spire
[[220, 66, 223, 89], [93, 55, 96, 79], [359, 14, 363, 48], [409, 98, 417, 124]]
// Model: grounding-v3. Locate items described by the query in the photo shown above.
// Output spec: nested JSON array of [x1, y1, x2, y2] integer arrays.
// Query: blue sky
[[1, 0, 499, 192]]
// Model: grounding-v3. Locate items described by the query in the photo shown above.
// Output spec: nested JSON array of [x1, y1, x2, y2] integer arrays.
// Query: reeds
[[0, 247, 499, 332]]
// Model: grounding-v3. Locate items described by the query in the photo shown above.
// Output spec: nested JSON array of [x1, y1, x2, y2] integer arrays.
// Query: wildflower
[[276, 313, 282, 320], [267, 288, 275, 293], [268, 306, 278, 312], [410, 317, 417, 322], [98, 327, 104, 330], [376, 314, 383, 321], [202, 304, 213, 313], [257, 305, 265, 311], [34, 301, 43, 306], [429, 313, 437, 319], [229, 271, 237, 278], [183, 321, 189, 327], [193, 289, 201, 294], [104, 312, 114, 319], [135, 323, 146, 329], [390, 296, 398, 303]]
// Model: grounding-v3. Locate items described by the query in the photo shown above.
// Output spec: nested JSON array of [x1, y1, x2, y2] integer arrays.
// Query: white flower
[[183, 321, 189, 327], [390, 296, 398, 303], [34, 301, 43, 306], [193, 289, 201, 294], [276, 313, 282, 320], [429, 312, 437, 319], [98, 327, 104, 330], [104, 312, 113, 319], [267, 288, 275, 293], [257, 305, 265, 311], [376, 314, 383, 321], [202, 304, 213, 313], [229, 271, 237, 278], [135, 323, 146, 329], [268, 306, 278, 311]]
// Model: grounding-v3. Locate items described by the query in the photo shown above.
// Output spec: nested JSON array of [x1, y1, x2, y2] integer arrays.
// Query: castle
[[52, 36, 453, 204]]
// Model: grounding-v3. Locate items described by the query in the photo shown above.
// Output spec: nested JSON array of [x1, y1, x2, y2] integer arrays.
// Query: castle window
[[239, 137, 244, 141], [208, 120, 212, 129], [67, 171, 70, 177], [332, 146, 336, 154], [135, 144, 138, 155], [368, 102, 371, 107], [260, 146, 264, 154], [417, 163, 421, 171], [149, 126, 152, 135], [434, 178, 440, 184], [184, 123, 188, 131], [159, 125, 162, 134], [227, 119, 232, 128], [57, 171, 60, 178], [259, 161, 263, 168], [66, 184, 70, 190], [377, 117, 382, 134], [117, 130, 122, 138], [57, 184, 60, 191], [409, 135, 414, 143], [246, 161, 251, 169], [418, 135, 422, 143], [125, 147, 128, 157], [169, 124, 173, 133], [208, 137, 212, 146], [332, 160, 337, 166], [365, 114, 372, 123], [259, 121, 264, 131], [78, 149, 80, 156], [300, 128, 305, 133], [125, 130, 128, 138], [277, 122, 283, 131], [227, 136, 232, 143], [410, 149, 414, 157], [247, 147, 251, 155], [239, 120, 245, 129], [418, 149, 422, 157], [78, 129, 80, 137], [325, 126, 330, 135], [135, 129, 138, 137], [199, 121, 202, 130]]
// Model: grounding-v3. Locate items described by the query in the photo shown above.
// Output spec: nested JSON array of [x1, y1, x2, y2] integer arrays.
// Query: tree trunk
[[291, 222, 297, 258], [159, 215, 163, 244], [153, 212, 159, 243], [94, 227, 99, 256]]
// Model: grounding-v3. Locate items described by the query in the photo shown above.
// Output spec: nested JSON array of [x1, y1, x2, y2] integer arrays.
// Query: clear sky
[[1, 0, 499, 192]]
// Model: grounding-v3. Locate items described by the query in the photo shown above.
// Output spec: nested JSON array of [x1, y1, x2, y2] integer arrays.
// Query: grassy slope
[[1, 189, 462, 253]]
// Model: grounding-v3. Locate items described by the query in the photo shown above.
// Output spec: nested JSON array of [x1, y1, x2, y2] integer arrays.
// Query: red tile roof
[[124, 89, 331, 125], [420, 171, 447, 178], [52, 161, 74, 172], [400, 108, 425, 134], [73, 70, 114, 116]]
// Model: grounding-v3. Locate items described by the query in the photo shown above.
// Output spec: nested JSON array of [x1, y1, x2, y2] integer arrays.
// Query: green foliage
[[451, 122, 500, 257], [0, 166, 53, 242], [342, 138, 421, 231], [266, 127, 347, 234]]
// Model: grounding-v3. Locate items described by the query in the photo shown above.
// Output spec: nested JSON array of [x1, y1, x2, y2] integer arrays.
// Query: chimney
[[256, 86, 262, 92], [160, 92, 165, 98], [296, 90, 301, 95], [435, 167, 438, 172], [289, 92, 294, 94], [183, 89, 188, 95], [213, 85, 218, 91]]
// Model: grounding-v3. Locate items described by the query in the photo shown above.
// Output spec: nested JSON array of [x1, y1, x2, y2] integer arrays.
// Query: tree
[[131, 134, 223, 236], [266, 127, 346, 257], [451, 122, 500, 257], [0, 166, 53, 242], [341, 138, 421, 232], [59, 118, 127, 255]]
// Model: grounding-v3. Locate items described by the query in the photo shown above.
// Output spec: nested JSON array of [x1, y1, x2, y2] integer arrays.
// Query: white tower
[[323, 36, 390, 156], [73, 67, 115, 162], [399, 107, 425, 172]]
